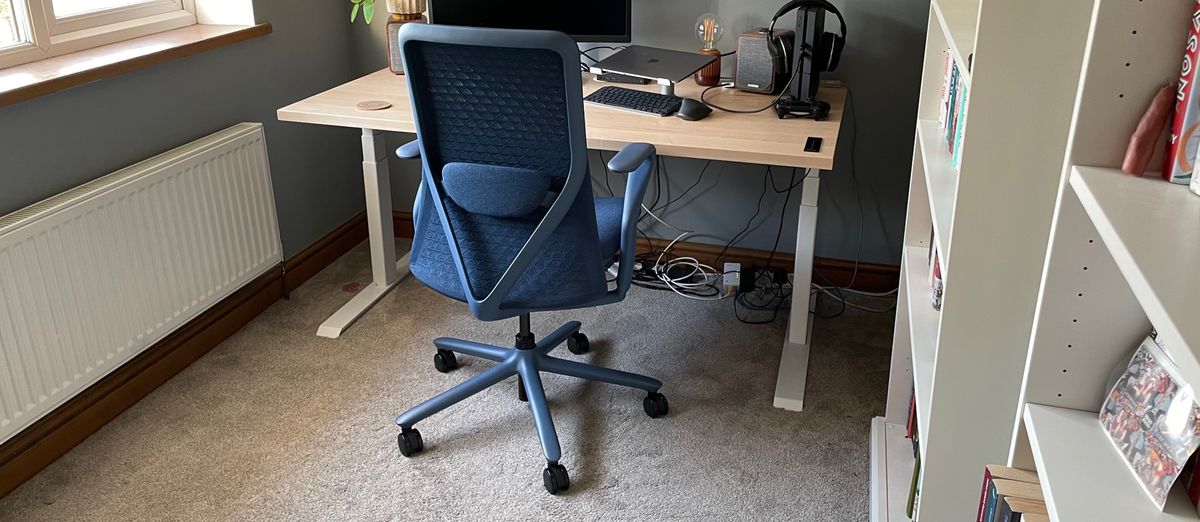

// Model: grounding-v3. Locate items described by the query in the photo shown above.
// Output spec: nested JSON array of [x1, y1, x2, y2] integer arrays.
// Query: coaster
[[356, 100, 392, 111]]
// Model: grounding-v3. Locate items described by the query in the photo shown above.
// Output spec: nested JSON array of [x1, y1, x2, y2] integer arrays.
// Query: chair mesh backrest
[[404, 36, 607, 314], [407, 42, 571, 175]]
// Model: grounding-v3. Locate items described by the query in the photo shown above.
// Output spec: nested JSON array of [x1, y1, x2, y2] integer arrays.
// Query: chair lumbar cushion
[[442, 162, 552, 218]]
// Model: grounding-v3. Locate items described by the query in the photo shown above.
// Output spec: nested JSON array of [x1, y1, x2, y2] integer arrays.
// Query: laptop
[[588, 45, 716, 84]]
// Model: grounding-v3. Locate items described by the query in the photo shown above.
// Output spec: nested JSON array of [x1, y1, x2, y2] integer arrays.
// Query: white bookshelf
[[903, 246, 937, 448], [1024, 404, 1197, 521], [931, 0, 977, 85], [914, 121, 955, 258], [871, 0, 1097, 520], [1071, 167, 1200, 373], [1007, 1, 1200, 521], [871, 418, 918, 522]]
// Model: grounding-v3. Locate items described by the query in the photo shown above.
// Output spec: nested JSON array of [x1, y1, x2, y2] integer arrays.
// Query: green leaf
[[350, 2, 360, 22], [350, 0, 362, 4], [364, 2, 374, 24]]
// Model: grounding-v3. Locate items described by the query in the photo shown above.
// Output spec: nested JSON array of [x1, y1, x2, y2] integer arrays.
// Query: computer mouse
[[676, 98, 713, 121]]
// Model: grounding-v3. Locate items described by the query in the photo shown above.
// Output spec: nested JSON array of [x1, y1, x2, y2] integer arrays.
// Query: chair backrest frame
[[399, 24, 598, 319]]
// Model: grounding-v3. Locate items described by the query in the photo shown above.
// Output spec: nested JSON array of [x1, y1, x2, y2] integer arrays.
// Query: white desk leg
[[773, 171, 820, 411], [317, 129, 411, 338]]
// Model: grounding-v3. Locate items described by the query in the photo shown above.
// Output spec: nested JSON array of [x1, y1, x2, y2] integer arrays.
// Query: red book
[[906, 389, 917, 439], [1164, 0, 1200, 184]]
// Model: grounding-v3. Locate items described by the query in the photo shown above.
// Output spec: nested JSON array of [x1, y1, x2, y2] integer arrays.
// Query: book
[[983, 478, 1043, 522], [906, 451, 922, 518], [945, 64, 959, 144], [907, 387, 917, 439], [977, 465, 1040, 522], [1100, 335, 1200, 509], [1184, 451, 1200, 514], [1022, 515, 1049, 522], [930, 250, 944, 311], [997, 496, 1047, 522], [1164, 0, 1200, 185], [938, 50, 953, 131], [952, 80, 969, 171]]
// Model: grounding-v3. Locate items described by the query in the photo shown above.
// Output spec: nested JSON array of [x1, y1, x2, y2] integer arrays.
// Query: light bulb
[[695, 13, 723, 50]]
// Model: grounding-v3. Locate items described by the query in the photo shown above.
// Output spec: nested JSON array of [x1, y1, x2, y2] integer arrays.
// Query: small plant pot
[[386, 0, 427, 75]]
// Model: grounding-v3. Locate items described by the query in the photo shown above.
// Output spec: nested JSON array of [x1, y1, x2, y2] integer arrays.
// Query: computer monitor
[[427, 0, 632, 43]]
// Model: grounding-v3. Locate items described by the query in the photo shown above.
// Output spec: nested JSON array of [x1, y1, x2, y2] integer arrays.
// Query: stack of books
[[938, 50, 969, 172], [976, 465, 1048, 522]]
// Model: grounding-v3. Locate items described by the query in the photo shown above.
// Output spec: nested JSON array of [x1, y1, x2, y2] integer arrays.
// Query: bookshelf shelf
[[871, 418, 917, 522], [1023, 404, 1197, 521], [903, 245, 937, 453], [915, 120, 957, 259], [1070, 167, 1200, 383], [931, 0, 977, 84]]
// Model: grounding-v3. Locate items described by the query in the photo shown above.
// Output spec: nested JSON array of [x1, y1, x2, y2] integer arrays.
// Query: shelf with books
[[870, 418, 917, 522], [1023, 404, 1197, 521], [931, 0, 977, 85], [903, 245, 937, 454], [915, 120, 957, 259], [1070, 166, 1200, 393]]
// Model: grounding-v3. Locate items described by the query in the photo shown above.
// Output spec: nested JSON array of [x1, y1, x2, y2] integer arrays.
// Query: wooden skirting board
[[0, 209, 897, 498]]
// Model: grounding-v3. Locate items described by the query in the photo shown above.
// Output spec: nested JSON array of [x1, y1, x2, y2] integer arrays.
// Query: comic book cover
[[1100, 335, 1200, 509]]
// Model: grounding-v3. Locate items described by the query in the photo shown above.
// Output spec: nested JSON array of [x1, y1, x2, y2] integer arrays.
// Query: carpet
[[0, 241, 894, 521]]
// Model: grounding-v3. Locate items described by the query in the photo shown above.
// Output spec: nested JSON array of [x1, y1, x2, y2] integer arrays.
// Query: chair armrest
[[607, 143, 655, 174], [612, 143, 656, 297], [396, 140, 421, 159]]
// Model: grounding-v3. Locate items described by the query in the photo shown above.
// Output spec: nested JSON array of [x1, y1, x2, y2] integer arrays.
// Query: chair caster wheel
[[543, 463, 570, 494], [643, 392, 669, 418], [433, 350, 458, 373], [398, 428, 424, 457], [567, 332, 590, 355]]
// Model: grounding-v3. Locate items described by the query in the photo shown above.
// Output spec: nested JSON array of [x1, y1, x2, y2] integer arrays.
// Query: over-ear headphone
[[767, 0, 847, 73]]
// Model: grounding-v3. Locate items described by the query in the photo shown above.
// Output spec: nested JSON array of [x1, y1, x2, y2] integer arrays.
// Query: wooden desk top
[[278, 69, 845, 170]]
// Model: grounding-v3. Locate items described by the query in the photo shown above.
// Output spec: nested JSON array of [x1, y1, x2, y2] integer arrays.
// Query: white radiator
[[0, 123, 282, 444]]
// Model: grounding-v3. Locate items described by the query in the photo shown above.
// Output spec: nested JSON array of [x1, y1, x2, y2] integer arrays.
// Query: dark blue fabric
[[404, 38, 611, 316], [594, 197, 622, 260], [442, 162, 550, 217], [410, 192, 621, 309]]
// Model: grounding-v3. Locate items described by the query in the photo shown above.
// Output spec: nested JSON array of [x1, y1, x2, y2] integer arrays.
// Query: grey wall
[[0, 0, 367, 259], [355, 0, 929, 265]]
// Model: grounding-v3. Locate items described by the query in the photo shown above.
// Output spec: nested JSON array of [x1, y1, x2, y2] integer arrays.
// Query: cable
[[713, 167, 774, 268], [700, 66, 800, 114], [764, 168, 799, 271]]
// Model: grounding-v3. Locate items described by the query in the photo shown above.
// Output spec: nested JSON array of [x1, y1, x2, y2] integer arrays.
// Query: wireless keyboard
[[584, 86, 682, 117]]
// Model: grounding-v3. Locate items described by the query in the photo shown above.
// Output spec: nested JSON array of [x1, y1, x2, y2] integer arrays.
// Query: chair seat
[[412, 196, 624, 307]]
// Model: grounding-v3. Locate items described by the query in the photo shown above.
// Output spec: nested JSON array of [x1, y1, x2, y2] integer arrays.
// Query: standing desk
[[278, 69, 845, 411]]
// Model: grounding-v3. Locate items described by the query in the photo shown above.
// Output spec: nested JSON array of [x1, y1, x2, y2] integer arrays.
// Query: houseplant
[[350, 0, 427, 75]]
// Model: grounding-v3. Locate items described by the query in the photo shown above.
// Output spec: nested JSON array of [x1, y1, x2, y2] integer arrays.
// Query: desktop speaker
[[734, 29, 795, 94]]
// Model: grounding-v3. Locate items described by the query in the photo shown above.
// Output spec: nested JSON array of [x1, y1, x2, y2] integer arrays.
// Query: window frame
[[0, 0, 195, 69]]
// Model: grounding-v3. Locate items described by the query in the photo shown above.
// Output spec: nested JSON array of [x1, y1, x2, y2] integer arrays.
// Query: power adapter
[[723, 262, 741, 296]]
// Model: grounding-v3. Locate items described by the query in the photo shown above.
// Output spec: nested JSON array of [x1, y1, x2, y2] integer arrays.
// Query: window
[[0, 0, 195, 68], [1, 0, 21, 48]]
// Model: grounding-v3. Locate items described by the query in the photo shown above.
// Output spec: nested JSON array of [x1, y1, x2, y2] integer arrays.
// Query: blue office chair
[[392, 24, 667, 494]]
